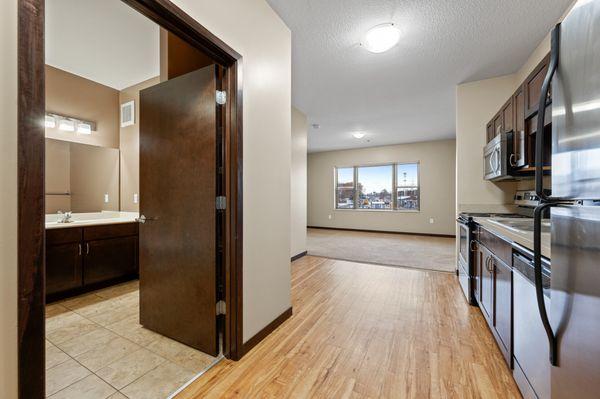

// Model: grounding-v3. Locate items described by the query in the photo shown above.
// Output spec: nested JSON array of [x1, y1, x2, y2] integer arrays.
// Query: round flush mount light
[[362, 23, 400, 53], [352, 132, 366, 139]]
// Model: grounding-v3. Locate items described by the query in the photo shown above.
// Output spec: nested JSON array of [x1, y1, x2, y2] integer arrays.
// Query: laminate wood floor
[[177, 256, 521, 399]]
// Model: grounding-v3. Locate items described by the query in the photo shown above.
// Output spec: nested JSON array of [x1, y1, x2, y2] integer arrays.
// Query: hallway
[[177, 256, 520, 398]]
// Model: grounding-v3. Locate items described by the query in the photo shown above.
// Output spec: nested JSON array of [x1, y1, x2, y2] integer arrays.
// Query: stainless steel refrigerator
[[533, 1, 600, 398]]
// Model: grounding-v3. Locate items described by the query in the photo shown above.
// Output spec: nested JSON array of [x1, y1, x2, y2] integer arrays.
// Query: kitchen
[[456, 1, 600, 398]]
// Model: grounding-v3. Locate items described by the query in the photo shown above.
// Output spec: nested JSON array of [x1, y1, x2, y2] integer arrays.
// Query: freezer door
[[551, 206, 600, 398], [552, 0, 600, 199]]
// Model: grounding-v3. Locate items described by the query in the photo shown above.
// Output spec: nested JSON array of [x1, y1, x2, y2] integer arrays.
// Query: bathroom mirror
[[45, 138, 120, 214]]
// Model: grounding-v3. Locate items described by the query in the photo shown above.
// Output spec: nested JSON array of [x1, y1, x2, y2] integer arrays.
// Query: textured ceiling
[[46, 0, 159, 90], [265, 0, 573, 152]]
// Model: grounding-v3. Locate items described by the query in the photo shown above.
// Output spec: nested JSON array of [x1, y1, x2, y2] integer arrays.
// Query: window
[[336, 167, 355, 209], [334, 162, 420, 211], [357, 165, 393, 209], [396, 163, 420, 210]]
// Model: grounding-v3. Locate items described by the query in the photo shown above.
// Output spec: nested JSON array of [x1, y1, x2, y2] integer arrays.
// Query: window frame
[[334, 161, 421, 212]]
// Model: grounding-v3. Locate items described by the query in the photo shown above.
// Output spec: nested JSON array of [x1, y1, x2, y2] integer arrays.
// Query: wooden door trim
[[17, 0, 244, 397]]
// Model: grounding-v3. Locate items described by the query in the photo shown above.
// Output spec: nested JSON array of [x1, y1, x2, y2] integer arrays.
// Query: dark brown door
[[139, 66, 218, 356]]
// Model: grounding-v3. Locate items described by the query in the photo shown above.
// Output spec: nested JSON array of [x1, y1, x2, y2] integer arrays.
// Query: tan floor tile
[[145, 335, 190, 359], [95, 348, 166, 389], [46, 342, 70, 370], [106, 315, 161, 347], [46, 310, 84, 332], [46, 315, 101, 345], [46, 303, 70, 319], [95, 281, 138, 300], [88, 302, 138, 327], [59, 293, 107, 311], [46, 359, 91, 396], [107, 392, 128, 399], [170, 347, 216, 373], [75, 336, 140, 372], [48, 374, 116, 399], [120, 361, 196, 399], [58, 328, 120, 358]]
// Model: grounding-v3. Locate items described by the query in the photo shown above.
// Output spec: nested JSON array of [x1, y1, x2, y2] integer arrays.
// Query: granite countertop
[[46, 211, 139, 229], [473, 216, 551, 259]]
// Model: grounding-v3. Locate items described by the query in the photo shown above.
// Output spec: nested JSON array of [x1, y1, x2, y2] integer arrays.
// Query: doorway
[[17, 0, 243, 397]]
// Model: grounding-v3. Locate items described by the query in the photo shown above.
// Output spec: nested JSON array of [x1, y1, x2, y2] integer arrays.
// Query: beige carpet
[[307, 228, 456, 272]]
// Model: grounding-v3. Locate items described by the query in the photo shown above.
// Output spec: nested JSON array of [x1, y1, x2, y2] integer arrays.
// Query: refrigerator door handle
[[535, 24, 560, 202], [534, 202, 569, 366]]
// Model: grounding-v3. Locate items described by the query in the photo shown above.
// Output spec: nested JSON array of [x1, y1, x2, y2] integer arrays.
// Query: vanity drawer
[[46, 227, 83, 245], [478, 227, 512, 265], [84, 223, 138, 241]]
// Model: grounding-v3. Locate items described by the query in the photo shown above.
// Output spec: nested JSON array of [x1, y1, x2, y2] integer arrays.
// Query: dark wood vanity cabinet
[[46, 223, 139, 300]]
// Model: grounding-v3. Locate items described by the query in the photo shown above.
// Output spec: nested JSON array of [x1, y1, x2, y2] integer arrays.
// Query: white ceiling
[[266, 0, 573, 152], [46, 0, 160, 90]]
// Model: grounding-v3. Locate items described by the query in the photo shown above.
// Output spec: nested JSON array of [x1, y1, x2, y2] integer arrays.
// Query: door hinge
[[216, 300, 226, 315], [216, 196, 227, 210], [216, 90, 227, 105]]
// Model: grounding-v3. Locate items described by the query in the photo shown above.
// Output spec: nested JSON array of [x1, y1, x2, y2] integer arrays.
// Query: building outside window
[[335, 162, 420, 211]]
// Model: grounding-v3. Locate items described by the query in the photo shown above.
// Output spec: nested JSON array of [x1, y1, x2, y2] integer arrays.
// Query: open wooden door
[[139, 65, 218, 356]]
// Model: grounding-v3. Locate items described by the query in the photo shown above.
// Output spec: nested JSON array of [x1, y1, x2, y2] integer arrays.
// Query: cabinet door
[[486, 122, 494, 143], [513, 86, 526, 168], [502, 98, 513, 134], [84, 236, 138, 285], [472, 241, 480, 302], [525, 54, 550, 117], [479, 246, 494, 322], [493, 112, 503, 139], [494, 257, 512, 356], [47, 243, 83, 295]]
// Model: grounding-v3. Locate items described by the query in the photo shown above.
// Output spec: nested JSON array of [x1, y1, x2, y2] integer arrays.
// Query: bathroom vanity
[[46, 212, 139, 301]]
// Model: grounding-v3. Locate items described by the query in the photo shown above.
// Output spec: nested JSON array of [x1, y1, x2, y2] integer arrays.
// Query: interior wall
[[170, 0, 292, 342], [119, 77, 160, 212], [45, 139, 72, 213], [291, 107, 307, 258], [455, 75, 518, 214], [0, 0, 18, 396], [45, 65, 120, 149], [308, 139, 456, 236]]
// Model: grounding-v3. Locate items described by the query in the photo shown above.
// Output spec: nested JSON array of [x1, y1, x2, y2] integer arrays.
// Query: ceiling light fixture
[[58, 119, 75, 132], [77, 122, 92, 135], [45, 115, 56, 129], [352, 132, 365, 139], [362, 23, 400, 53]]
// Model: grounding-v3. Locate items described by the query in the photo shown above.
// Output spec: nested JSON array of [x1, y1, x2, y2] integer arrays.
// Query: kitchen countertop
[[473, 216, 551, 259], [46, 211, 139, 229]]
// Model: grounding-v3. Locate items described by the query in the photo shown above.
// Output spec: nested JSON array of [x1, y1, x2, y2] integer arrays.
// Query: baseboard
[[307, 226, 455, 238], [291, 251, 307, 262], [242, 307, 293, 356]]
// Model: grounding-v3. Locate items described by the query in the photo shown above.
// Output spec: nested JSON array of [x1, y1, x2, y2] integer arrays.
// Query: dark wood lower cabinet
[[46, 223, 139, 301], [479, 245, 494, 322], [46, 242, 83, 295], [494, 257, 512, 366]]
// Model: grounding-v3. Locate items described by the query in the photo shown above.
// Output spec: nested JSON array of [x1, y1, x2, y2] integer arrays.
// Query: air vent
[[120, 100, 135, 127]]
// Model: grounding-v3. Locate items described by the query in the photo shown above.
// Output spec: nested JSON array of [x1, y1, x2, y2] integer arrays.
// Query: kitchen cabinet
[[46, 223, 139, 301], [486, 122, 495, 143], [479, 245, 494, 322], [524, 54, 551, 118], [512, 86, 526, 168], [493, 112, 503, 139], [501, 98, 513, 134], [494, 256, 512, 365]]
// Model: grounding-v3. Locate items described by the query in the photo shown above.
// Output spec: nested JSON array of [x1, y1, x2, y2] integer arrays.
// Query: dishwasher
[[512, 244, 551, 399]]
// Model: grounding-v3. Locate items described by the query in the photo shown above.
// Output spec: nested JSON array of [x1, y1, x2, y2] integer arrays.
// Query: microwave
[[483, 132, 514, 181]]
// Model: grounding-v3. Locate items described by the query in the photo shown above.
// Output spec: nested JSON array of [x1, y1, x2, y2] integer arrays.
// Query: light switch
[[104, 194, 109, 203], [133, 193, 139, 204]]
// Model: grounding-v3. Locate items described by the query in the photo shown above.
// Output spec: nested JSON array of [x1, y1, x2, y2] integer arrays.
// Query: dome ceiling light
[[362, 23, 400, 53]]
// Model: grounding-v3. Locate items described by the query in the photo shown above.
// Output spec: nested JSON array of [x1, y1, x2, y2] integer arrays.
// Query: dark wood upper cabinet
[[502, 98, 513, 134], [493, 112, 503, 139], [486, 122, 494, 143], [524, 54, 551, 118]]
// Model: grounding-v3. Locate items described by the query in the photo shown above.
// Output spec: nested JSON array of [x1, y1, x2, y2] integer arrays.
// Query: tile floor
[[45, 281, 218, 399]]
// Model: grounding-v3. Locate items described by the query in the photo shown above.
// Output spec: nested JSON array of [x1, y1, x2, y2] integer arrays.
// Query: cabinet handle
[[86, 243, 90, 255], [509, 153, 517, 167], [470, 240, 478, 251], [78, 244, 82, 256]]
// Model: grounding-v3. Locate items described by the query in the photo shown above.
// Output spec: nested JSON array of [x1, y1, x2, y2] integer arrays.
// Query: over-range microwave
[[483, 132, 514, 181]]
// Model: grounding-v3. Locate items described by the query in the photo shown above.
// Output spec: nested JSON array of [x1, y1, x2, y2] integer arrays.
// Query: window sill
[[334, 208, 420, 213]]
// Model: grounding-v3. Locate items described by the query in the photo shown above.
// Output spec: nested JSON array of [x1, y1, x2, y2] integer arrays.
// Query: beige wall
[[0, 0, 18, 396], [291, 107, 307, 257], [170, 0, 292, 342], [455, 75, 519, 213], [308, 139, 456, 235], [46, 65, 120, 149], [119, 77, 160, 212]]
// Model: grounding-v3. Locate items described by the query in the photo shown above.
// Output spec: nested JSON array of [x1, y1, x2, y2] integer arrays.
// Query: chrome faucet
[[57, 211, 73, 223]]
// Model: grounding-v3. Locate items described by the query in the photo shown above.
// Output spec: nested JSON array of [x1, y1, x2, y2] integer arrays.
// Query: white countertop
[[473, 216, 552, 259], [45, 211, 139, 229]]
